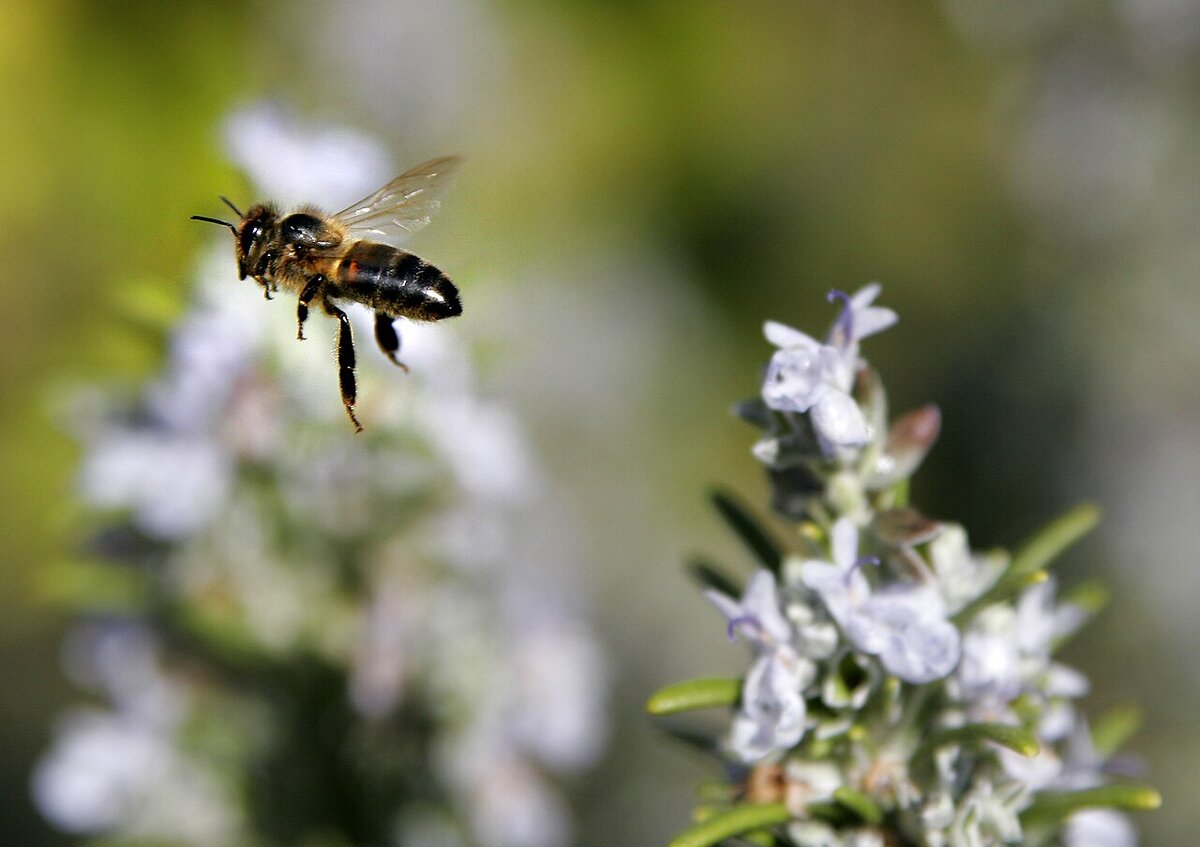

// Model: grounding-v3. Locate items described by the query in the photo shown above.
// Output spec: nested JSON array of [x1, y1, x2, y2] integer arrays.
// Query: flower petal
[[799, 562, 861, 632], [764, 320, 818, 351], [858, 586, 961, 683], [763, 349, 829, 413], [853, 306, 898, 341], [879, 614, 961, 683], [810, 391, 869, 452], [741, 571, 793, 646], [830, 518, 860, 571], [730, 653, 808, 762]]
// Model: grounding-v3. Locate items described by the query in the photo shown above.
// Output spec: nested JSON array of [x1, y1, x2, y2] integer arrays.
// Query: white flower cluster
[[36, 107, 607, 847], [658, 286, 1152, 847]]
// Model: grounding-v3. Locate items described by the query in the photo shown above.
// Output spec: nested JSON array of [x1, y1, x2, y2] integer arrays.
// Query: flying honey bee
[[191, 155, 463, 431]]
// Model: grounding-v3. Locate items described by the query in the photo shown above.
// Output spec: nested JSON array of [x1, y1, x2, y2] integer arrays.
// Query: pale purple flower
[[762, 325, 869, 455], [1016, 578, 1087, 657], [825, 283, 898, 351], [1064, 809, 1138, 847], [852, 585, 961, 683], [954, 625, 1023, 704], [799, 519, 961, 684], [952, 578, 1090, 717], [928, 524, 1005, 614], [731, 651, 811, 762], [763, 322, 846, 410], [761, 285, 896, 456], [707, 570, 795, 653], [708, 571, 814, 761]]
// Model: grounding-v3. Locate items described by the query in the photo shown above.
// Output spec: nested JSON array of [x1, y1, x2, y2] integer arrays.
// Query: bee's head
[[234, 205, 276, 280], [191, 198, 276, 281]]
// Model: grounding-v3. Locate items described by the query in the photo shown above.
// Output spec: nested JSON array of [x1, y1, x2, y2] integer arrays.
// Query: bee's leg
[[297, 277, 322, 340], [323, 298, 362, 432], [373, 313, 409, 373], [254, 251, 277, 299]]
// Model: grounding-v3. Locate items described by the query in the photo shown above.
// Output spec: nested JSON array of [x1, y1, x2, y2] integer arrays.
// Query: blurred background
[[2, 0, 1197, 843]]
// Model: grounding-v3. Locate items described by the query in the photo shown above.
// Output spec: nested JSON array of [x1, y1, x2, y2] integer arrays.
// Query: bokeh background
[[2, 0, 1197, 843]]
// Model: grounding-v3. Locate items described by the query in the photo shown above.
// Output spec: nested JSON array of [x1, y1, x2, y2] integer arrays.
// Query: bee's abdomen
[[336, 242, 461, 321]]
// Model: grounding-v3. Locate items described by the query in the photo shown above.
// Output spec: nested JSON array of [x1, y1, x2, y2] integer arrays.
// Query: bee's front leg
[[323, 297, 362, 433], [254, 251, 278, 299], [297, 277, 323, 340]]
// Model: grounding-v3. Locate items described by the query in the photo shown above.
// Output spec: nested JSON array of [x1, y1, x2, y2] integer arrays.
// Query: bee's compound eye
[[240, 222, 263, 256]]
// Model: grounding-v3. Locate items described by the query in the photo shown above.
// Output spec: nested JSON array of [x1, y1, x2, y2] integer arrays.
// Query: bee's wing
[[334, 155, 462, 247]]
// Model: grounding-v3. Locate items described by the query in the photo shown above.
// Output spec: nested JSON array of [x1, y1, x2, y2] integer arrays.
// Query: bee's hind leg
[[323, 298, 363, 433], [297, 277, 322, 340], [374, 313, 409, 373]]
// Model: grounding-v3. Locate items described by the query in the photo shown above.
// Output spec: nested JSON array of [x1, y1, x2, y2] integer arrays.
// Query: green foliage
[[646, 678, 742, 716], [665, 804, 790, 847], [709, 488, 785, 575]]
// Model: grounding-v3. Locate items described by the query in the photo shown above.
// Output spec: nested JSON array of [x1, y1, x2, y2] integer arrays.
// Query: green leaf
[[1020, 784, 1161, 827], [953, 504, 1099, 624], [666, 804, 790, 847], [734, 398, 772, 428], [921, 723, 1040, 758], [742, 832, 776, 847], [1091, 705, 1143, 758], [660, 724, 722, 755], [686, 556, 744, 598], [1009, 503, 1101, 578], [647, 678, 741, 715], [1061, 579, 1111, 617], [805, 801, 850, 824], [833, 787, 883, 825], [710, 489, 784, 575]]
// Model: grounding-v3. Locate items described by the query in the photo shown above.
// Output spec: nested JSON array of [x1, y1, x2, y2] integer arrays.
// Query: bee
[[191, 155, 463, 431]]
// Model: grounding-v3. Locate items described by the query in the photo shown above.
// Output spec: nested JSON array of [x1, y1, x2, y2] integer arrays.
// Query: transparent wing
[[334, 155, 462, 247]]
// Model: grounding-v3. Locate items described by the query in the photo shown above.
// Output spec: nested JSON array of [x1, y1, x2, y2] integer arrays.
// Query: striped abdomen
[[335, 241, 461, 321]]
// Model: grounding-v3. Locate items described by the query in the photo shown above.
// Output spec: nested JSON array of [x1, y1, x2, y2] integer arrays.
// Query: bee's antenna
[[190, 215, 238, 235], [220, 196, 243, 218]]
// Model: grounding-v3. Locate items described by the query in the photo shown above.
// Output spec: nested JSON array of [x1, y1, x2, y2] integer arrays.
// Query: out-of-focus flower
[[38, 104, 608, 847], [34, 627, 240, 846], [33, 709, 240, 844]]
